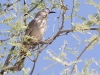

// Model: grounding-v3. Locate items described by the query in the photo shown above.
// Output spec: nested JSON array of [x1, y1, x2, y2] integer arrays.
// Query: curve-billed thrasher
[[12, 9, 56, 71]]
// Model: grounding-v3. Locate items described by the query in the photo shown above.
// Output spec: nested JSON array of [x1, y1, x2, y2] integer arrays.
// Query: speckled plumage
[[25, 11, 48, 41], [13, 9, 49, 71]]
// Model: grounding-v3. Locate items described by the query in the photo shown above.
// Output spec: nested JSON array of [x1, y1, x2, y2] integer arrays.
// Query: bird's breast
[[39, 19, 47, 35]]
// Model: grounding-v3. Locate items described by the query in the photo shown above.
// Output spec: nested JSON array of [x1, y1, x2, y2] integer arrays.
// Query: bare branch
[[0, 28, 99, 43], [23, 0, 27, 26], [29, 51, 40, 75], [59, 28, 99, 34], [71, 0, 75, 27], [70, 36, 98, 75]]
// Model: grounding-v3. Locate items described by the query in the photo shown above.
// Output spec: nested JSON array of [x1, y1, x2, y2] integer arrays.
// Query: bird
[[10, 8, 56, 71]]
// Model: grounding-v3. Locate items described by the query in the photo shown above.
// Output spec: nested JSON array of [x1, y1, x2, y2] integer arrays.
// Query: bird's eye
[[41, 11, 48, 18]]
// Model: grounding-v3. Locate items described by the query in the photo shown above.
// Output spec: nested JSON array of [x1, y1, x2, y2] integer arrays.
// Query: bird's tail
[[9, 45, 30, 71]]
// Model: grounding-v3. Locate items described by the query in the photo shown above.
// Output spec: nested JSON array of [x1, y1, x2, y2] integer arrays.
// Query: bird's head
[[34, 8, 56, 19]]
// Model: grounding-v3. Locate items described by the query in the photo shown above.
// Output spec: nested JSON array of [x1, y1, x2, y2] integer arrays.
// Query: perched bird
[[12, 8, 56, 71]]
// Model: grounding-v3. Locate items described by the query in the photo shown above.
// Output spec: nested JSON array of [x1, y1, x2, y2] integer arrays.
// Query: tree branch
[[3, 0, 20, 13], [27, 0, 43, 14], [71, 0, 75, 27], [70, 36, 98, 75], [0, 28, 99, 43], [0, 46, 15, 75], [29, 51, 40, 75]]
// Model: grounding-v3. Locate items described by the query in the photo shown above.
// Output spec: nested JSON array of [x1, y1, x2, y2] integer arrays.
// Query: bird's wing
[[12, 20, 37, 71], [25, 20, 35, 35]]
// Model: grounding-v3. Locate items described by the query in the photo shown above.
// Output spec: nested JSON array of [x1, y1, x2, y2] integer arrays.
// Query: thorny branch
[[27, 3, 66, 75], [0, 0, 100, 75], [3, 0, 20, 13], [1, 0, 43, 16], [0, 26, 99, 75], [0, 0, 44, 75], [0, 28, 99, 43], [0, 46, 15, 75], [0, 32, 20, 75], [27, 0, 43, 14], [70, 36, 98, 75]]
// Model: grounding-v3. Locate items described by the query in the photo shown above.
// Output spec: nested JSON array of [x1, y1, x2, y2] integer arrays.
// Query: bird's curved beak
[[49, 11, 56, 13]]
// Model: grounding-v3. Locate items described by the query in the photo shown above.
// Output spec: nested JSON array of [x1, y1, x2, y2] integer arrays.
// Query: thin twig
[[23, 0, 27, 26], [3, 0, 20, 13], [29, 51, 40, 75], [29, 38, 53, 75], [29, 5, 67, 74], [0, 28, 99, 43], [71, 0, 75, 27], [0, 0, 44, 73], [70, 36, 98, 75], [59, 28, 99, 34], [49, 5, 65, 43]]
